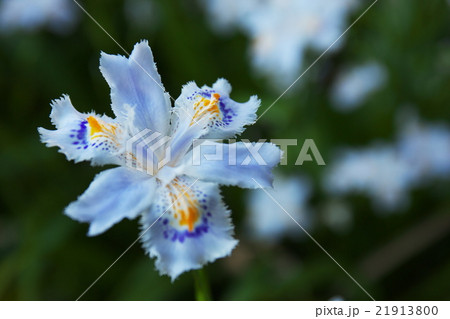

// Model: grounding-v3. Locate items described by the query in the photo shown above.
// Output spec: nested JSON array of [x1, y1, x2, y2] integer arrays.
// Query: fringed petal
[[38, 95, 125, 166], [66, 167, 157, 236], [100, 40, 171, 135], [140, 176, 237, 280]]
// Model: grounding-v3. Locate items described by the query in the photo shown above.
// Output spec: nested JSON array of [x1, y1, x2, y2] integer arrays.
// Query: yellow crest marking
[[190, 93, 222, 126], [167, 179, 200, 232]]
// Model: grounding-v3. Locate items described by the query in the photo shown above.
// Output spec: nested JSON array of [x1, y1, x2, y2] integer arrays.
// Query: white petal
[[182, 141, 281, 188], [100, 40, 171, 135], [38, 95, 125, 166], [170, 78, 260, 141], [140, 176, 238, 280], [323, 145, 413, 211], [246, 175, 312, 241], [66, 167, 157, 236]]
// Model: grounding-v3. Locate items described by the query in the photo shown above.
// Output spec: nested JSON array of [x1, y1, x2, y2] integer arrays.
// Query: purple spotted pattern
[[69, 119, 111, 151], [70, 120, 89, 150], [155, 187, 214, 243]]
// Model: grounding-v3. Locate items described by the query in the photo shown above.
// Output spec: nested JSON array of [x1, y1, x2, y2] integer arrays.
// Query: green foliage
[[0, 0, 449, 300]]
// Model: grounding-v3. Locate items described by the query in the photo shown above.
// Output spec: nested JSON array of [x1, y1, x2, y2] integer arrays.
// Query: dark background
[[0, 0, 449, 300]]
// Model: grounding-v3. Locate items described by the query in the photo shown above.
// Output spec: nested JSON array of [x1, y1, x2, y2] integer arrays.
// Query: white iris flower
[[39, 41, 281, 280], [0, 0, 77, 33]]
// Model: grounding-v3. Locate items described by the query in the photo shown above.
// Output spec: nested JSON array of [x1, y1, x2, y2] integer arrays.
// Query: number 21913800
[[376, 306, 438, 316]]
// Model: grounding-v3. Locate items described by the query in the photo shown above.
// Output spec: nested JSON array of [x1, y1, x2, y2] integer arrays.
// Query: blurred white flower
[[124, 0, 159, 31], [324, 113, 450, 212], [203, 0, 357, 88], [324, 145, 414, 211], [246, 175, 312, 242], [331, 62, 387, 111], [202, 0, 255, 32], [0, 0, 78, 33], [329, 295, 345, 301], [397, 116, 450, 180]]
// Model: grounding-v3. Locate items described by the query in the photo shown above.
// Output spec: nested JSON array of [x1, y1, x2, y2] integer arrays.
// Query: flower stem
[[193, 269, 212, 301]]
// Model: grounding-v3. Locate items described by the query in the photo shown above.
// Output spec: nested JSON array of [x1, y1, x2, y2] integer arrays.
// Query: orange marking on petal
[[178, 206, 199, 232], [87, 116, 103, 136], [86, 116, 120, 147], [167, 180, 201, 232], [87, 116, 118, 136], [190, 93, 222, 126]]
